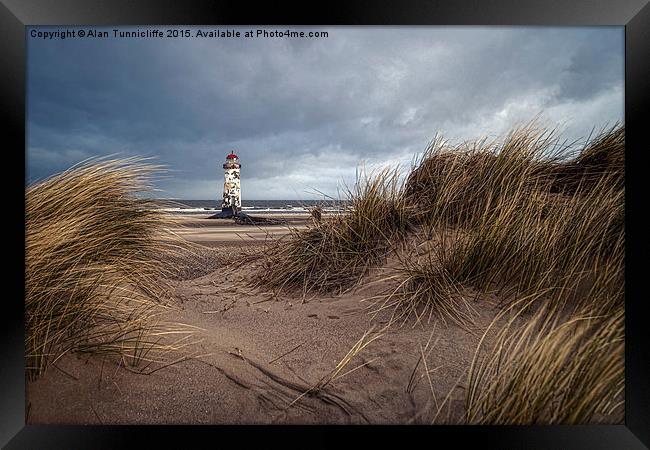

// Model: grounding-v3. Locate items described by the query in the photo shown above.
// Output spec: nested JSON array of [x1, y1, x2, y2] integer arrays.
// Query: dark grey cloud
[[27, 26, 624, 199]]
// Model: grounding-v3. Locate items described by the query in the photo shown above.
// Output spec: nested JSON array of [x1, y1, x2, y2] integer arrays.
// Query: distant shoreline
[[152, 199, 349, 215]]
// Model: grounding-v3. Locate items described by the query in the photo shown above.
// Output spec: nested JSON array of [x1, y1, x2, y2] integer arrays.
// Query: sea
[[155, 199, 348, 215]]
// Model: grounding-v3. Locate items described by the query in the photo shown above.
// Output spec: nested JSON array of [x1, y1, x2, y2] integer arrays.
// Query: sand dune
[[26, 213, 501, 424]]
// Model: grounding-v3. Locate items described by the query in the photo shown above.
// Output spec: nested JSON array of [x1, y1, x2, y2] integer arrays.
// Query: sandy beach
[[171, 214, 311, 247], [26, 213, 502, 424]]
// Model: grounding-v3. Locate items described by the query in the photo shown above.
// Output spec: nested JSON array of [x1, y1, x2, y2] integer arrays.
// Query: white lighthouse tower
[[221, 152, 241, 216]]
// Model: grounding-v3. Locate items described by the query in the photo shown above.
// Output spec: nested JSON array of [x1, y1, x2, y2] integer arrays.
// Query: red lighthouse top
[[226, 152, 239, 160]]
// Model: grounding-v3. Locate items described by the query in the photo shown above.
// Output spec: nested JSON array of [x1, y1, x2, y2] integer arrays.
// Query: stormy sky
[[27, 26, 624, 200]]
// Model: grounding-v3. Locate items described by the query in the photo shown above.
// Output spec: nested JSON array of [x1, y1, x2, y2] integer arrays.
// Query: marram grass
[[257, 123, 624, 424], [257, 167, 412, 295], [465, 300, 624, 424], [26, 158, 200, 380]]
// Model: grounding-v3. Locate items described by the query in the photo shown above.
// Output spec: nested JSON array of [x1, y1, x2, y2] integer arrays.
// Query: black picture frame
[[2, 0, 648, 448]]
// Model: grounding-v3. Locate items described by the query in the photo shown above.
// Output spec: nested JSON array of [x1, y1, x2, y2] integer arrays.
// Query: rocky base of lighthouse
[[209, 207, 238, 219], [208, 210, 287, 225]]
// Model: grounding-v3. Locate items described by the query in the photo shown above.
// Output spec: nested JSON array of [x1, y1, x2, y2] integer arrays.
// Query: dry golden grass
[[26, 158, 199, 380], [257, 122, 624, 424], [465, 300, 624, 424], [365, 231, 477, 329], [257, 168, 411, 295], [258, 123, 623, 314], [395, 123, 624, 315], [359, 124, 623, 332], [407, 124, 624, 424]]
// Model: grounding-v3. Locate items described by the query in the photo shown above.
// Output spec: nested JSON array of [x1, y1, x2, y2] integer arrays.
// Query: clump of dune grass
[[548, 124, 624, 194], [366, 231, 477, 329], [465, 299, 624, 424], [257, 168, 411, 294], [258, 122, 623, 333], [405, 125, 567, 230], [389, 124, 626, 424], [393, 123, 624, 319], [444, 177, 623, 309], [26, 158, 199, 380]]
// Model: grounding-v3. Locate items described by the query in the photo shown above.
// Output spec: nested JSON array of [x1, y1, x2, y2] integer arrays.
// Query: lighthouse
[[221, 152, 241, 216]]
